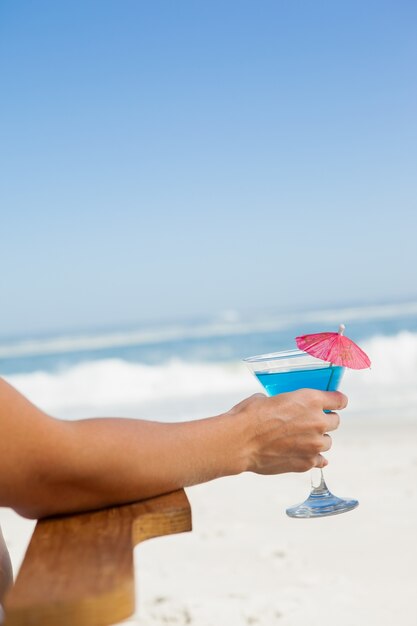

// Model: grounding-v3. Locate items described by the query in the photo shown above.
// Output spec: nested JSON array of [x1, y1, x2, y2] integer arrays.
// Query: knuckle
[[332, 412, 341, 428], [303, 388, 322, 402], [295, 388, 320, 404], [316, 455, 326, 468], [335, 392, 348, 409], [247, 393, 266, 409], [250, 393, 266, 404], [314, 416, 328, 432], [295, 458, 313, 473], [325, 411, 340, 430], [340, 392, 349, 408], [313, 437, 325, 453], [322, 435, 332, 452]]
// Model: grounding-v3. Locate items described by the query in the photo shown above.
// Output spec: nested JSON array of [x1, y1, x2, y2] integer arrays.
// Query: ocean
[[2, 300, 417, 423]]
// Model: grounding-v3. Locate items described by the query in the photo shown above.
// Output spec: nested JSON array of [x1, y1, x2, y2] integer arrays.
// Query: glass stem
[[310, 365, 334, 494], [310, 467, 327, 493]]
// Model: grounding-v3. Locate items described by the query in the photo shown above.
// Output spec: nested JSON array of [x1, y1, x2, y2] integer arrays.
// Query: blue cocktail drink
[[244, 349, 358, 518], [255, 365, 344, 396]]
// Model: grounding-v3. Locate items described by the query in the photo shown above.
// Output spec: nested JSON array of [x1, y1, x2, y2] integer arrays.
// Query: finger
[[322, 411, 340, 432], [321, 433, 332, 452], [321, 391, 348, 411], [314, 454, 328, 469]]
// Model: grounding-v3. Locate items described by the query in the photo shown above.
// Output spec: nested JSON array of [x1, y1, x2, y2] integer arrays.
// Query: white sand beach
[[131, 418, 417, 626], [1, 415, 416, 626]]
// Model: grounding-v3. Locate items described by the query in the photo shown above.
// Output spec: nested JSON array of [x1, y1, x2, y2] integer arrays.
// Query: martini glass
[[244, 349, 358, 518]]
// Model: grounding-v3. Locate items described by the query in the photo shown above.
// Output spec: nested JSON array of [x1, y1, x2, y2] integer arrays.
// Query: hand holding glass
[[244, 349, 358, 518]]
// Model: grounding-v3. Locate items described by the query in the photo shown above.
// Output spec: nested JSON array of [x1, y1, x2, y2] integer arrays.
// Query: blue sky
[[1, 1, 416, 335]]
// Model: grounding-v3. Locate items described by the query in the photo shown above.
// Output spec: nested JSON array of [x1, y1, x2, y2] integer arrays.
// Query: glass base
[[286, 476, 359, 519]]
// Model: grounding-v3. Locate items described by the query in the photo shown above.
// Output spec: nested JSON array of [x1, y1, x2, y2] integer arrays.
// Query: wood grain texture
[[3, 489, 192, 626]]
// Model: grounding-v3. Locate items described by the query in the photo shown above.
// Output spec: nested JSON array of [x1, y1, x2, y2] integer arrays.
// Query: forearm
[[0, 377, 249, 518], [43, 413, 249, 518], [0, 377, 347, 519]]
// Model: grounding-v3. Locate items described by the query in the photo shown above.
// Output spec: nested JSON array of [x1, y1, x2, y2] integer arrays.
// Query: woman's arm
[[0, 377, 346, 519]]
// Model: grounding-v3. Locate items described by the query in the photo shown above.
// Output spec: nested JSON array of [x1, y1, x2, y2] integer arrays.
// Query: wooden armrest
[[3, 489, 192, 626]]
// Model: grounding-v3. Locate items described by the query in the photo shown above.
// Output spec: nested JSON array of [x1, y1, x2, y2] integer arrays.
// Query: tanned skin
[[0, 377, 346, 519]]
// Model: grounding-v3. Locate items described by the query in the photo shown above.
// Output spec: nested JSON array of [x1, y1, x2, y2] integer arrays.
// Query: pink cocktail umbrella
[[296, 324, 371, 370]]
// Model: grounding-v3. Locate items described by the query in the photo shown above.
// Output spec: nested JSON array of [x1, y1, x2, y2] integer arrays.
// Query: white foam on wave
[[4, 331, 417, 422], [5, 359, 259, 419], [343, 331, 417, 419]]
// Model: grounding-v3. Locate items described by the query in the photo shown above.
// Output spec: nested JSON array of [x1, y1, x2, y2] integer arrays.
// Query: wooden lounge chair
[[2, 489, 192, 625]]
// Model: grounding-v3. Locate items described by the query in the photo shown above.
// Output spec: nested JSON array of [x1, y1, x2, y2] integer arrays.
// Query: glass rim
[[243, 348, 335, 373], [243, 348, 317, 363]]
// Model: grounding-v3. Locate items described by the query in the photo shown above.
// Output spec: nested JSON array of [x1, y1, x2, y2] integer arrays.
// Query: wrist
[[171, 410, 250, 486], [211, 410, 252, 477]]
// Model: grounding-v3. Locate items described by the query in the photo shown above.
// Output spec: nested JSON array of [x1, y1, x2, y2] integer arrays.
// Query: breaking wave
[[4, 331, 417, 422]]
